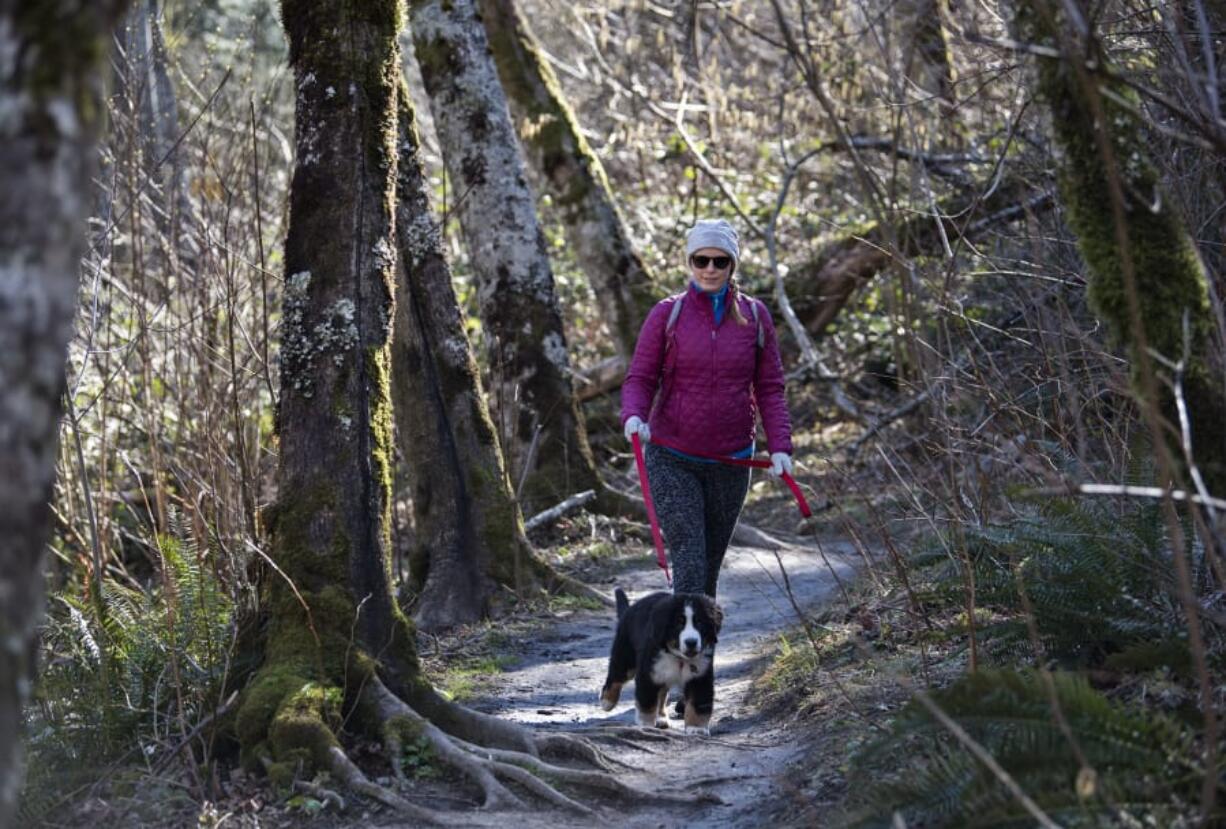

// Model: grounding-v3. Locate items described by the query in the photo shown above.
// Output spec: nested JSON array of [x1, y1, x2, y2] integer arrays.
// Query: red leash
[[631, 433, 671, 587], [631, 434, 813, 586], [646, 437, 814, 519]]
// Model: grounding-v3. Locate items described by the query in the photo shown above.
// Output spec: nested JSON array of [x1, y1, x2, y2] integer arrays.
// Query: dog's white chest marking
[[648, 649, 711, 686], [650, 650, 691, 686]]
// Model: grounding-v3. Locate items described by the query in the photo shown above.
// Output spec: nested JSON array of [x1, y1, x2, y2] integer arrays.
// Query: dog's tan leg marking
[[600, 681, 623, 711], [684, 702, 712, 736]]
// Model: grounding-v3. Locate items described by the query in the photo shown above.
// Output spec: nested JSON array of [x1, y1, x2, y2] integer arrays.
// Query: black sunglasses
[[690, 254, 732, 270]]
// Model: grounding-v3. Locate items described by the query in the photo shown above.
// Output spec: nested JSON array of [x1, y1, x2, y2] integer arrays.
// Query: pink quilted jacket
[[621, 282, 793, 456]]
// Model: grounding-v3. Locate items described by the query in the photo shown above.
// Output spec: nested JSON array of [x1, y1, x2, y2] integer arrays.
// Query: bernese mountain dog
[[598, 588, 723, 735]]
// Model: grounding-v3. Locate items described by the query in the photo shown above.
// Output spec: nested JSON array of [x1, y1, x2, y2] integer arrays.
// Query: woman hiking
[[620, 218, 794, 600]]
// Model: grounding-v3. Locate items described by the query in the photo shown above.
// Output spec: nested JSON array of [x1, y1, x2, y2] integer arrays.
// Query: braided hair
[[727, 270, 749, 325]]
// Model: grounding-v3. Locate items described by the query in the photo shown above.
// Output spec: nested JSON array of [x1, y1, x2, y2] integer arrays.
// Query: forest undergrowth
[[14, 0, 1226, 826]]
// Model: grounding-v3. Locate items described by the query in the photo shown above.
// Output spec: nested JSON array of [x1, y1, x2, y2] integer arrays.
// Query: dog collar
[[669, 649, 709, 674]]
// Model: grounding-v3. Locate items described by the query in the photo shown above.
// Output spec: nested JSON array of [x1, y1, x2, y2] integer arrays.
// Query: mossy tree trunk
[[236, 0, 414, 780], [1021, 1, 1226, 493], [0, 2, 130, 824], [407, 0, 600, 513], [390, 76, 546, 631], [238, 7, 594, 815], [477, 0, 659, 358]]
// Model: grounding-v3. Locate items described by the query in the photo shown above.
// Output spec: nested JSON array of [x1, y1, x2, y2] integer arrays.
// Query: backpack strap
[[665, 293, 685, 335], [749, 297, 764, 348]]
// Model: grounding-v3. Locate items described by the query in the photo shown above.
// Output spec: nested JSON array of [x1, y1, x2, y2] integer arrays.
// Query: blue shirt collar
[[690, 280, 730, 325]]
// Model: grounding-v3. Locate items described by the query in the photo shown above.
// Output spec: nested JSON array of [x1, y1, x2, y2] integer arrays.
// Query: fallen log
[[575, 354, 627, 401], [524, 489, 598, 531], [789, 190, 1055, 336]]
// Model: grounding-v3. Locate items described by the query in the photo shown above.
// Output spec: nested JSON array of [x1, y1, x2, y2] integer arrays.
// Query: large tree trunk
[[236, 0, 422, 776], [0, 2, 129, 825], [234, 8, 638, 813], [236, 4, 544, 804], [1021, 1, 1226, 493], [408, 0, 600, 513], [477, 0, 659, 358], [390, 76, 542, 631]]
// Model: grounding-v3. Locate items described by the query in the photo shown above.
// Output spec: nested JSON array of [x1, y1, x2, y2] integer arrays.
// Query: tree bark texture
[[408, 0, 599, 513], [0, 2, 129, 824], [1022, 3, 1226, 493], [478, 0, 659, 358], [113, 0, 197, 262], [236, 0, 428, 775], [897, 0, 955, 111], [390, 77, 541, 632]]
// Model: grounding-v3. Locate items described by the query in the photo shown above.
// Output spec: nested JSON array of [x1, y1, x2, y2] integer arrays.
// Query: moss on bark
[[408, 0, 603, 513], [477, 0, 660, 356], [237, 0, 420, 779], [1022, 3, 1226, 491]]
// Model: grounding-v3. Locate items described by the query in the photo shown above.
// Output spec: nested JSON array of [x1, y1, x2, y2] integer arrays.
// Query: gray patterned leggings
[[644, 444, 751, 598]]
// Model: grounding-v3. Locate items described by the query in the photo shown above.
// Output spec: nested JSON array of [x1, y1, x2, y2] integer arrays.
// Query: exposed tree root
[[364, 677, 715, 814], [368, 678, 528, 810], [323, 745, 457, 824], [412, 688, 540, 756], [586, 724, 685, 742], [245, 664, 707, 820], [293, 778, 346, 811], [585, 733, 665, 754], [258, 743, 453, 825], [450, 734, 721, 806], [542, 567, 616, 609], [535, 732, 632, 772]]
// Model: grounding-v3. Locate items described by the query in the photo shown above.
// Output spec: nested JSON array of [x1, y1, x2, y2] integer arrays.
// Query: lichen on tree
[[233, 0, 692, 818]]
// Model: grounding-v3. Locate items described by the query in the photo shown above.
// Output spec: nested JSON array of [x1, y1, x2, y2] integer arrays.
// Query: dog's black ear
[[703, 597, 724, 633]]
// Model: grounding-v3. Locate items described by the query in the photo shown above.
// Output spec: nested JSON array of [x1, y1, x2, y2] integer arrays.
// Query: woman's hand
[[624, 416, 651, 444], [768, 452, 793, 478]]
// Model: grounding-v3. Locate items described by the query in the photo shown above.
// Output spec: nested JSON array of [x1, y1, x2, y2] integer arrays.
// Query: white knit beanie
[[685, 219, 740, 272]]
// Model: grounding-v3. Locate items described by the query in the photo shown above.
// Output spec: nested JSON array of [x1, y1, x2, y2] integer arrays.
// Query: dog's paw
[[655, 718, 670, 729], [600, 684, 622, 711], [684, 725, 710, 737]]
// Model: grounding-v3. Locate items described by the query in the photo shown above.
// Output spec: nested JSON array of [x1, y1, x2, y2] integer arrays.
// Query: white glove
[[624, 416, 651, 443], [768, 452, 793, 478]]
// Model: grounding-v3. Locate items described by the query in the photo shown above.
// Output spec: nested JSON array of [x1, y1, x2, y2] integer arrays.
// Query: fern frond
[[842, 670, 1202, 828]]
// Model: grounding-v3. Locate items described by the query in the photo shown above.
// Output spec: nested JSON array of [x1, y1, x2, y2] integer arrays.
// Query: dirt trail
[[440, 537, 857, 828]]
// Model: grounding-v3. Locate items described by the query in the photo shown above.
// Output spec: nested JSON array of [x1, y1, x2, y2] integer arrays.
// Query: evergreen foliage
[[21, 513, 239, 824], [913, 497, 1193, 672], [842, 669, 1204, 827]]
